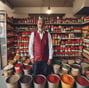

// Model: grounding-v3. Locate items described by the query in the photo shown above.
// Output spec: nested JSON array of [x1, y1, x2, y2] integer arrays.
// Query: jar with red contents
[[23, 65, 32, 75], [47, 74, 60, 88], [33, 74, 46, 88]]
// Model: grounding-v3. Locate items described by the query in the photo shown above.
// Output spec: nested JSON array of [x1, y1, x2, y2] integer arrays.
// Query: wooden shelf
[[49, 23, 82, 26], [52, 38, 81, 40], [53, 55, 81, 57], [14, 23, 37, 26], [61, 38, 81, 40], [65, 44, 82, 46], [7, 42, 15, 45], [7, 35, 16, 37], [50, 32, 81, 34]]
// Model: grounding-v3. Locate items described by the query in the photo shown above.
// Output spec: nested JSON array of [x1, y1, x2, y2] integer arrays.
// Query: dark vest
[[33, 31, 49, 61]]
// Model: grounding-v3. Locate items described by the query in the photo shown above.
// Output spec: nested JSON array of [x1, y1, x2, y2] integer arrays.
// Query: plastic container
[[23, 65, 32, 75], [61, 74, 75, 88], [53, 64, 60, 74], [15, 63, 23, 73], [47, 74, 60, 88], [75, 59, 81, 64], [15, 72, 23, 78], [76, 76, 89, 88], [33, 74, 46, 88], [62, 60, 68, 65], [6, 75, 20, 88], [68, 59, 75, 65], [15, 63, 23, 69], [81, 63, 89, 74], [71, 64, 80, 76], [62, 64, 70, 74], [20, 75, 32, 88]]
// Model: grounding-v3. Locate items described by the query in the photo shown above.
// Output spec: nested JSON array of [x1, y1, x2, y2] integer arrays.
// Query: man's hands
[[30, 59, 35, 64], [47, 59, 52, 65]]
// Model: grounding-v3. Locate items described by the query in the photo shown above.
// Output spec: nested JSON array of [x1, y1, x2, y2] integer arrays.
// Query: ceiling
[[2, 0, 75, 8]]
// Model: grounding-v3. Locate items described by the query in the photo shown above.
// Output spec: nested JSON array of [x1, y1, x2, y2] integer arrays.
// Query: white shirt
[[29, 29, 53, 59]]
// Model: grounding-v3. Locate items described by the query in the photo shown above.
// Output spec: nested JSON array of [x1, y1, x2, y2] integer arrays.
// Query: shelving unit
[[5, 15, 89, 61], [82, 25, 89, 59], [51, 25, 82, 57], [7, 17, 17, 60], [15, 26, 36, 57], [6, 15, 84, 59]]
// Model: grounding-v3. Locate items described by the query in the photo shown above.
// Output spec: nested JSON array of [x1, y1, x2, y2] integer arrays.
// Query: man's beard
[[39, 28, 44, 31]]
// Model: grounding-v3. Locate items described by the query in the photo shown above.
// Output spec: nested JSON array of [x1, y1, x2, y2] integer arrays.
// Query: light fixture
[[47, 7, 51, 14], [47, 0, 51, 14]]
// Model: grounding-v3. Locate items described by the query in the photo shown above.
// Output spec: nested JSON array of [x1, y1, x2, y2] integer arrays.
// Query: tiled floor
[[0, 70, 7, 88]]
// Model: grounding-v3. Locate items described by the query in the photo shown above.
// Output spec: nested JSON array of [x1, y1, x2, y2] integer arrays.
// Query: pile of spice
[[20, 75, 31, 83], [6, 75, 19, 83], [76, 76, 89, 86], [62, 74, 74, 85], [34, 75, 46, 84], [14, 55, 20, 60], [24, 65, 32, 70], [47, 74, 60, 83]]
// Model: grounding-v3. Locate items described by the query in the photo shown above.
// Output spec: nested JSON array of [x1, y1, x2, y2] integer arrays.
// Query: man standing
[[29, 18, 53, 76]]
